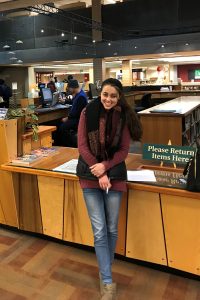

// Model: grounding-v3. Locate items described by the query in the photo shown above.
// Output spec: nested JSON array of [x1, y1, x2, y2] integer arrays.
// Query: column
[[93, 58, 106, 84], [122, 60, 132, 86], [92, 0, 105, 84]]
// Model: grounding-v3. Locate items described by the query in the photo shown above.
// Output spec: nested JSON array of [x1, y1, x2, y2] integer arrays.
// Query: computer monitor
[[52, 92, 60, 106], [88, 83, 99, 99], [41, 88, 53, 107]]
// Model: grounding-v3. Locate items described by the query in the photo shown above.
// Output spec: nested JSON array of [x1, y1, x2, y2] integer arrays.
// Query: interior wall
[[177, 64, 200, 82], [0, 67, 29, 98]]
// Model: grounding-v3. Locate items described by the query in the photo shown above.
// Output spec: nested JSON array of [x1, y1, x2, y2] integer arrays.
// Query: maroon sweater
[[77, 110, 131, 192]]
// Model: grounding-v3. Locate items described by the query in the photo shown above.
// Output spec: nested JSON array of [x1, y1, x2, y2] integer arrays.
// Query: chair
[[135, 93, 152, 113]]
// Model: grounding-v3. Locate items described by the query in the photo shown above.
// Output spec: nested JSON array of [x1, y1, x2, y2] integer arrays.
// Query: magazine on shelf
[[30, 147, 58, 157], [0, 108, 8, 120], [11, 154, 44, 166]]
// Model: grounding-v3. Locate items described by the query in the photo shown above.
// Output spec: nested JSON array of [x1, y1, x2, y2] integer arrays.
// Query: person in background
[[55, 79, 88, 146], [77, 78, 142, 300], [47, 77, 57, 93], [0, 79, 12, 108]]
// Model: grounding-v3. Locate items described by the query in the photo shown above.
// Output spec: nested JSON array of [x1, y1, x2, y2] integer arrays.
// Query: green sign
[[195, 69, 200, 79], [143, 144, 195, 164]]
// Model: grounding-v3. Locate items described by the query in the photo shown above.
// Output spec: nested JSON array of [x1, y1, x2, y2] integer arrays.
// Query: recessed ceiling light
[[8, 51, 15, 55], [41, 29, 44, 33], [161, 44, 165, 48], [134, 46, 137, 49], [185, 43, 189, 46], [93, 40, 96, 43], [74, 36, 77, 40], [108, 42, 111, 46], [17, 59, 23, 63], [61, 33, 65, 37]]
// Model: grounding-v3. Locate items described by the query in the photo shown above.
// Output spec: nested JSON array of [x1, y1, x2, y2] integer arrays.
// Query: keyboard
[[35, 104, 71, 113]]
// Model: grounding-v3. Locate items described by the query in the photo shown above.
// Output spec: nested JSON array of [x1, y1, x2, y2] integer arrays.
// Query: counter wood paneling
[[126, 190, 167, 265], [38, 176, 64, 239], [161, 194, 200, 275]]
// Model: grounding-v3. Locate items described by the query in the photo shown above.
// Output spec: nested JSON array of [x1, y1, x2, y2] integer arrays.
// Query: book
[[11, 154, 43, 166], [149, 109, 177, 113]]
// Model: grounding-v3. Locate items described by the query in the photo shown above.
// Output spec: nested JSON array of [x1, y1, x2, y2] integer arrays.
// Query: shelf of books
[[182, 107, 200, 146]]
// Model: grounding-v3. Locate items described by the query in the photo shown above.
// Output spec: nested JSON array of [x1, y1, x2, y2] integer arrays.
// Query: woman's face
[[100, 84, 119, 110]]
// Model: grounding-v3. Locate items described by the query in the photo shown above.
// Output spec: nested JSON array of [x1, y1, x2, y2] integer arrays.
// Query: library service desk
[[1, 147, 200, 276]]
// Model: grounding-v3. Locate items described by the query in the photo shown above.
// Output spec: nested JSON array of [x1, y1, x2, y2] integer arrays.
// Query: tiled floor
[[0, 227, 199, 300]]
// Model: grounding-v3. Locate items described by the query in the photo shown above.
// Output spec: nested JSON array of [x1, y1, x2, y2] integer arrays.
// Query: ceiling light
[[134, 46, 137, 49], [3, 44, 10, 49], [17, 59, 23, 63], [93, 40, 96, 43], [161, 44, 165, 48], [108, 42, 111, 46], [29, 11, 39, 16], [61, 33, 65, 37], [158, 56, 200, 63], [9, 57, 17, 60], [41, 29, 44, 33], [74, 36, 77, 40], [16, 40, 23, 44], [8, 51, 15, 55], [185, 43, 189, 46]]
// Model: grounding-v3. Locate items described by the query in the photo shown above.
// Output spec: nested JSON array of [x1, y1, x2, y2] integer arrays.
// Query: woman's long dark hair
[[101, 78, 142, 141]]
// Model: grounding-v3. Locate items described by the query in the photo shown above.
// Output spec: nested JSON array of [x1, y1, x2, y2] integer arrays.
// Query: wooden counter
[[1, 147, 200, 276], [138, 96, 200, 146], [35, 105, 70, 124], [125, 90, 200, 107]]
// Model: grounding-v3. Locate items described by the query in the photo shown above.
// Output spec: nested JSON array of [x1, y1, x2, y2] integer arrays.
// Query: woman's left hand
[[90, 163, 106, 177]]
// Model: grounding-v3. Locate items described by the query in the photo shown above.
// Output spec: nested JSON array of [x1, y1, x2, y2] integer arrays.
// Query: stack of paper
[[53, 159, 78, 174], [127, 170, 156, 182]]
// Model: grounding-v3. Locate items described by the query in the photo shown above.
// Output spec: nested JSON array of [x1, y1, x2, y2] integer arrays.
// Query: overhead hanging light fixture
[[8, 51, 15, 55], [3, 44, 10, 49], [17, 59, 23, 63], [16, 40, 23, 44]]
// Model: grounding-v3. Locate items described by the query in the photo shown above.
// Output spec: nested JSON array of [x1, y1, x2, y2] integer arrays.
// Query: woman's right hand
[[99, 174, 112, 191]]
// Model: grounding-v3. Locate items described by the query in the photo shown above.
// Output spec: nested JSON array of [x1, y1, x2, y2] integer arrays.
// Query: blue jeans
[[83, 188, 122, 284]]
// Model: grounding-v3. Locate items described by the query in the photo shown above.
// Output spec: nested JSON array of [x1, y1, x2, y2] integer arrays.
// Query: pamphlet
[[127, 170, 157, 182], [53, 159, 78, 174], [0, 108, 8, 120]]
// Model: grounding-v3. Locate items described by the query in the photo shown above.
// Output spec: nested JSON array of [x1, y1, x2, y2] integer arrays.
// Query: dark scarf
[[85, 98, 125, 161]]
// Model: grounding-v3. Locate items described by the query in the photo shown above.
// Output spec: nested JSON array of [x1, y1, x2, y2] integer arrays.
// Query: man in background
[[54, 79, 88, 146], [47, 77, 57, 93], [0, 79, 12, 108]]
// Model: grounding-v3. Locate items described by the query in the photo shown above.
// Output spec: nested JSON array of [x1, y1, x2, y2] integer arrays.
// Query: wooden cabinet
[[126, 190, 167, 265]]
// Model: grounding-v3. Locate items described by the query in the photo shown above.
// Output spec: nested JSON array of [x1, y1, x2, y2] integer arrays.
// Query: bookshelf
[[138, 96, 200, 146]]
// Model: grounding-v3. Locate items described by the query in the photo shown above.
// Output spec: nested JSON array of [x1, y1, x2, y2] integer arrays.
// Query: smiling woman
[[76, 78, 142, 300]]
